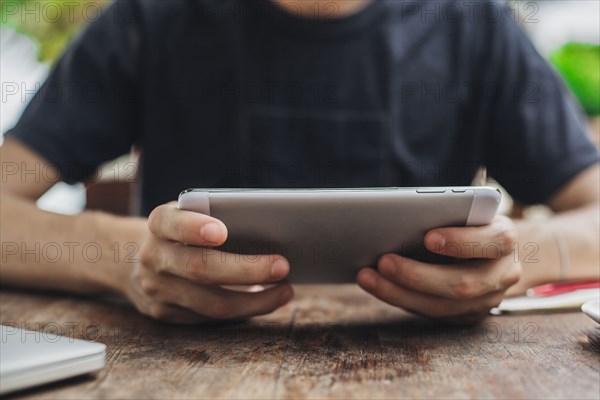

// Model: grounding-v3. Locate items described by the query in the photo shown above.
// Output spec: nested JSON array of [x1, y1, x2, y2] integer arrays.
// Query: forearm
[[0, 192, 146, 296], [509, 204, 600, 295]]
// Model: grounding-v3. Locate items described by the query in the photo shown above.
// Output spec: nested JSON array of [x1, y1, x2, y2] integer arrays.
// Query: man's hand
[[356, 216, 522, 321], [123, 202, 294, 324]]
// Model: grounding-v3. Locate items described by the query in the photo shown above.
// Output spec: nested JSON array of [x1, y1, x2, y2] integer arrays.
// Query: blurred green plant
[[551, 42, 600, 116], [0, 0, 110, 63]]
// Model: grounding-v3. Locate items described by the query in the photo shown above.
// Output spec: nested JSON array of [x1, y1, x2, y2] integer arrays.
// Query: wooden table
[[2, 286, 599, 399]]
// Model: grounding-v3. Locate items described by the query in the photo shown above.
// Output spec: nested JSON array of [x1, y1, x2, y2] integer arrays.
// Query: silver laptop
[[0, 325, 106, 395]]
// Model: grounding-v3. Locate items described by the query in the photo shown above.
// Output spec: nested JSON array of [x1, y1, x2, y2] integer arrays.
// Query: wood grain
[[1, 286, 598, 399]]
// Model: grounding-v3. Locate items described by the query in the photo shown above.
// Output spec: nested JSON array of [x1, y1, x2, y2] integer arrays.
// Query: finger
[[143, 302, 210, 324], [376, 254, 521, 299], [424, 215, 517, 259], [148, 202, 228, 246], [129, 282, 209, 324], [356, 268, 504, 319], [143, 274, 294, 320], [153, 242, 290, 284]]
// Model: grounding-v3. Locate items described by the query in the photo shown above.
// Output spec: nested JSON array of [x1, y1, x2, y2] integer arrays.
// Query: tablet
[[178, 187, 501, 283]]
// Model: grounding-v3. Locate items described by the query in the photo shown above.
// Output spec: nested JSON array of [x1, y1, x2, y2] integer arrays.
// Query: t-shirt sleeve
[[480, 2, 599, 205], [5, 0, 143, 184]]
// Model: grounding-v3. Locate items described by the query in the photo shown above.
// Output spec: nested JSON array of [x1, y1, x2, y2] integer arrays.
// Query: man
[[1, 0, 598, 323]]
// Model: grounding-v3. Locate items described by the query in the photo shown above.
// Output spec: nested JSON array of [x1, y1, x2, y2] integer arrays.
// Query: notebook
[[490, 288, 600, 315]]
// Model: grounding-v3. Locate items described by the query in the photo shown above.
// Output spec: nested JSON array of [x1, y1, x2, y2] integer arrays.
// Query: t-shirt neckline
[[253, 0, 388, 38]]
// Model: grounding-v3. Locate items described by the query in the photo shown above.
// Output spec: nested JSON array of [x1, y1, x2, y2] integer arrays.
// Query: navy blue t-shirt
[[7, 0, 599, 216]]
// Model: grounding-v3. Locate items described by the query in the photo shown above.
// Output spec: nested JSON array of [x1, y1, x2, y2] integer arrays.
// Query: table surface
[[1, 286, 599, 400]]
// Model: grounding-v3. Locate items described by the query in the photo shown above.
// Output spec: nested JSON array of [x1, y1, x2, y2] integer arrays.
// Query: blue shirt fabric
[[7, 0, 599, 216]]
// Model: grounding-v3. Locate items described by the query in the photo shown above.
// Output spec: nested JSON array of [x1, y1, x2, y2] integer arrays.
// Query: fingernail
[[200, 222, 221, 243], [247, 285, 264, 293], [280, 286, 293, 304], [360, 270, 377, 290], [428, 232, 445, 249], [378, 256, 396, 276], [270, 259, 289, 280]]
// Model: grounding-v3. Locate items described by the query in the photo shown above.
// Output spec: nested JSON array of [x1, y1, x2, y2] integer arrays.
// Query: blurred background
[[1, 0, 599, 216], [1, 0, 110, 214]]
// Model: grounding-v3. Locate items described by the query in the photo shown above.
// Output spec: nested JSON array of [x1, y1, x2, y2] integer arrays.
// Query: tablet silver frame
[[178, 187, 501, 283]]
